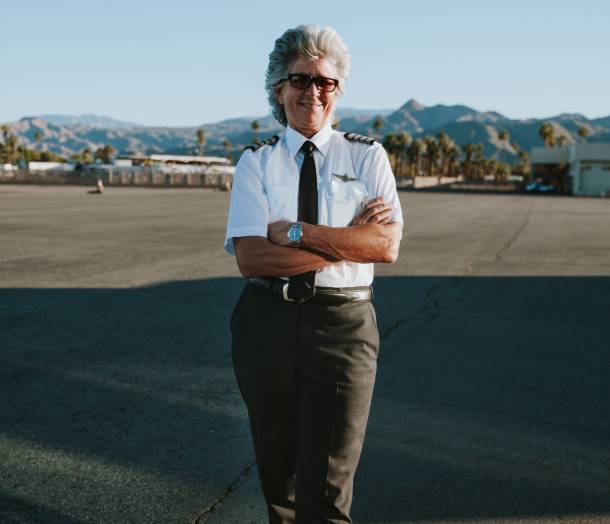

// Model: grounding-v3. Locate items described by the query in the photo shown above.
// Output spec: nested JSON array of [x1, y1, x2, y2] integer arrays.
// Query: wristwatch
[[287, 222, 303, 246]]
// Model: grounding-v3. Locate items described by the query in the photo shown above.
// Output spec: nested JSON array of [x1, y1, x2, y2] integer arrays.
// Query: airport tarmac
[[1, 185, 609, 523]]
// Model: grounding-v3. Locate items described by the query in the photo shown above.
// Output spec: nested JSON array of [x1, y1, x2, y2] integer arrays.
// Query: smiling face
[[274, 56, 338, 138]]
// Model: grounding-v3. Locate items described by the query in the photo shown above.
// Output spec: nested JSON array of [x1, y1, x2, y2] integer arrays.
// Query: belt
[[249, 277, 372, 304]]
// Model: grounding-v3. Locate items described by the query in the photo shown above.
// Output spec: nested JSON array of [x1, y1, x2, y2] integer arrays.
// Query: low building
[[530, 143, 610, 196], [89, 154, 234, 189], [117, 153, 231, 167], [28, 162, 75, 172]]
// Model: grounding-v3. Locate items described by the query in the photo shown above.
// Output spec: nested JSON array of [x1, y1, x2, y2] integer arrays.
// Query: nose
[[305, 79, 321, 95]]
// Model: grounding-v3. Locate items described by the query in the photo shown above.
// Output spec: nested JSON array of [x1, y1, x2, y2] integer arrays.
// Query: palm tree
[[81, 148, 94, 164], [445, 144, 462, 177], [392, 132, 412, 177], [196, 128, 206, 156], [372, 116, 384, 139], [495, 162, 511, 183], [462, 143, 476, 179], [222, 138, 232, 160], [424, 136, 439, 178], [483, 159, 497, 179], [518, 150, 530, 180], [332, 115, 340, 130], [5, 135, 18, 165], [538, 121, 555, 147], [577, 125, 590, 139], [557, 134, 568, 147], [251, 120, 261, 143], [1, 124, 10, 144], [0, 124, 10, 163], [383, 133, 410, 176], [408, 139, 426, 178], [498, 129, 509, 144], [436, 130, 450, 177], [473, 143, 485, 178], [94, 144, 115, 164], [399, 132, 412, 176]]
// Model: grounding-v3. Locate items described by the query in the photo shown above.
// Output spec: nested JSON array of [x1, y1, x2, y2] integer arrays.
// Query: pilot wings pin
[[332, 173, 358, 183]]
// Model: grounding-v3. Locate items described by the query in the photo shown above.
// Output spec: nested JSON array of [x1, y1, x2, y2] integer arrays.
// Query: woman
[[224, 25, 403, 523]]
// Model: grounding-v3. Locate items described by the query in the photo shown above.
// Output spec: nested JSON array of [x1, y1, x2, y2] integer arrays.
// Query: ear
[[274, 84, 284, 106]]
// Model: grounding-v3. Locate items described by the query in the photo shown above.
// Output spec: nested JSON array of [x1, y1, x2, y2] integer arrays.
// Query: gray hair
[[265, 25, 351, 126]]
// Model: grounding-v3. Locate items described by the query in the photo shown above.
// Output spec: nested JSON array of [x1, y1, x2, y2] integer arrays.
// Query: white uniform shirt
[[224, 124, 403, 287]]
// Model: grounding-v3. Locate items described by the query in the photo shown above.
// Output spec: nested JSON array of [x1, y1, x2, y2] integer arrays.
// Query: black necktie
[[287, 141, 318, 302]]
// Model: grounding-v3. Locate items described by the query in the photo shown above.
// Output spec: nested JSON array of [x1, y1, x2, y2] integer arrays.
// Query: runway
[[1, 185, 609, 523]]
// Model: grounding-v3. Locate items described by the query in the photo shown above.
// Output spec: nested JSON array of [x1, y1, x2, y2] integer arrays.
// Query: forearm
[[234, 236, 338, 278], [301, 222, 401, 264]]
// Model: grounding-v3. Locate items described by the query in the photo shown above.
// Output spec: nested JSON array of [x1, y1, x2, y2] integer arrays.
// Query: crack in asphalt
[[491, 197, 536, 265], [192, 461, 256, 523], [380, 278, 459, 342]]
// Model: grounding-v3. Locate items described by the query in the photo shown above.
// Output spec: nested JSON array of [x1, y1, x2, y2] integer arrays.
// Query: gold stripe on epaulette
[[244, 134, 280, 152]]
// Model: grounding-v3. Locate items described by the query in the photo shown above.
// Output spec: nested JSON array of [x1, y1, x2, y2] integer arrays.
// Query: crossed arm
[[234, 197, 401, 278]]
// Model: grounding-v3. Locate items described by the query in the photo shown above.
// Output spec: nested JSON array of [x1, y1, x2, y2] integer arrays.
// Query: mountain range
[[4, 101, 610, 162]]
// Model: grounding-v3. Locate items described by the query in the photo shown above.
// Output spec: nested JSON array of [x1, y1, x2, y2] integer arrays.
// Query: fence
[[0, 168, 233, 190]]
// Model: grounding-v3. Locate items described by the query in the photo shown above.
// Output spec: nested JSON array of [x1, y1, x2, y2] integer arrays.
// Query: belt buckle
[[282, 282, 314, 304], [282, 282, 297, 302]]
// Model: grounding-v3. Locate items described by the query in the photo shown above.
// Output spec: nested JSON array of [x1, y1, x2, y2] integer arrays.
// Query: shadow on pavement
[[1, 276, 609, 523], [0, 491, 87, 524]]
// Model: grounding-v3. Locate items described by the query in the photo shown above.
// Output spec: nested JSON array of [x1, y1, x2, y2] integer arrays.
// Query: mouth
[[299, 102, 323, 109]]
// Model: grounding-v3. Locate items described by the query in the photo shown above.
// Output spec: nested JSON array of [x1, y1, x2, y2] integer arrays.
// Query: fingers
[[366, 207, 394, 224], [361, 197, 385, 210], [360, 203, 393, 224]]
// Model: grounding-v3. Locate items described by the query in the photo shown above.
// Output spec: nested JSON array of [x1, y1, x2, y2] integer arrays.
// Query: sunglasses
[[276, 74, 339, 93]]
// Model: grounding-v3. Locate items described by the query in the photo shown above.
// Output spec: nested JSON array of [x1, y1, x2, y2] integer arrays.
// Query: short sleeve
[[361, 143, 404, 225], [224, 151, 269, 255]]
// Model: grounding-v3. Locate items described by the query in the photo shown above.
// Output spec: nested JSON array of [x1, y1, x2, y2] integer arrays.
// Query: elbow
[[379, 247, 399, 264], [236, 259, 255, 279], [385, 251, 399, 264], [234, 238, 259, 278], [379, 237, 400, 264], [381, 224, 402, 263], [235, 253, 256, 278]]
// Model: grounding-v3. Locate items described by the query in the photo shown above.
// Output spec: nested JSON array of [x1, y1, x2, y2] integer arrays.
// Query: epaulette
[[343, 132, 379, 145], [244, 135, 280, 152]]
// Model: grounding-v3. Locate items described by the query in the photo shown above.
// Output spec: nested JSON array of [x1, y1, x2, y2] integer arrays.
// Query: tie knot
[[301, 141, 315, 155]]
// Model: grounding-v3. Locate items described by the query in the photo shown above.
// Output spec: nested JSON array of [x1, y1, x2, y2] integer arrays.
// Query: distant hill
[[32, 114, 142, 129], [4, 102, 609, 162], [335, 107, 394, 119]]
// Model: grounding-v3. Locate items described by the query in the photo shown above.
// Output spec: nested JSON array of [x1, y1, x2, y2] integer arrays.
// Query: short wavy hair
[[265, 25, 351, 126]]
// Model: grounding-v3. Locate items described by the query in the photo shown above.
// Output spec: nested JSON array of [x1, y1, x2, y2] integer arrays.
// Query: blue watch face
[[288, 226, 301, 242]]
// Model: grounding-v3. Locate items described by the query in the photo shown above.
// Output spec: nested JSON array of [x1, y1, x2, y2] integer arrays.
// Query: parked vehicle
[[526, 179, 556, 193]]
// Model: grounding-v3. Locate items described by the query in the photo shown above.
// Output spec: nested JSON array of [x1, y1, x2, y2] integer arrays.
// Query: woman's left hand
[[351, 197, 394, 226]]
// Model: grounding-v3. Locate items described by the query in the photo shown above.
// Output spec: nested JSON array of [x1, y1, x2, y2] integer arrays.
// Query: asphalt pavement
[[1, 185, 609, 523]]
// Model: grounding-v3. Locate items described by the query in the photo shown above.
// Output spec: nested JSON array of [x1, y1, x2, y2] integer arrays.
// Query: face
[[275, 56, 339, 138]]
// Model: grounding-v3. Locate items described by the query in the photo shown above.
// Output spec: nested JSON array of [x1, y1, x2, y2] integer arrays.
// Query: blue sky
[[2, 0, 609, 126]]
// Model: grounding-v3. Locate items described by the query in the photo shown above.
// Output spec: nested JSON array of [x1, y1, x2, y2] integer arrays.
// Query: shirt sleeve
[[224, 150, 269, 255], [361, 143, 404, 225]]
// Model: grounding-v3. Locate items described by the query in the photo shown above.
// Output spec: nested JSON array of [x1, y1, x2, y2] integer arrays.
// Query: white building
[[530, 143, 610, 196], [28, 162, 75, 172], [117, 153, 231, 167]]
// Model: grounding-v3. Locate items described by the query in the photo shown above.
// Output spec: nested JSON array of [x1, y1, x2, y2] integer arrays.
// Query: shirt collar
[[285, 123, 333, 158]]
